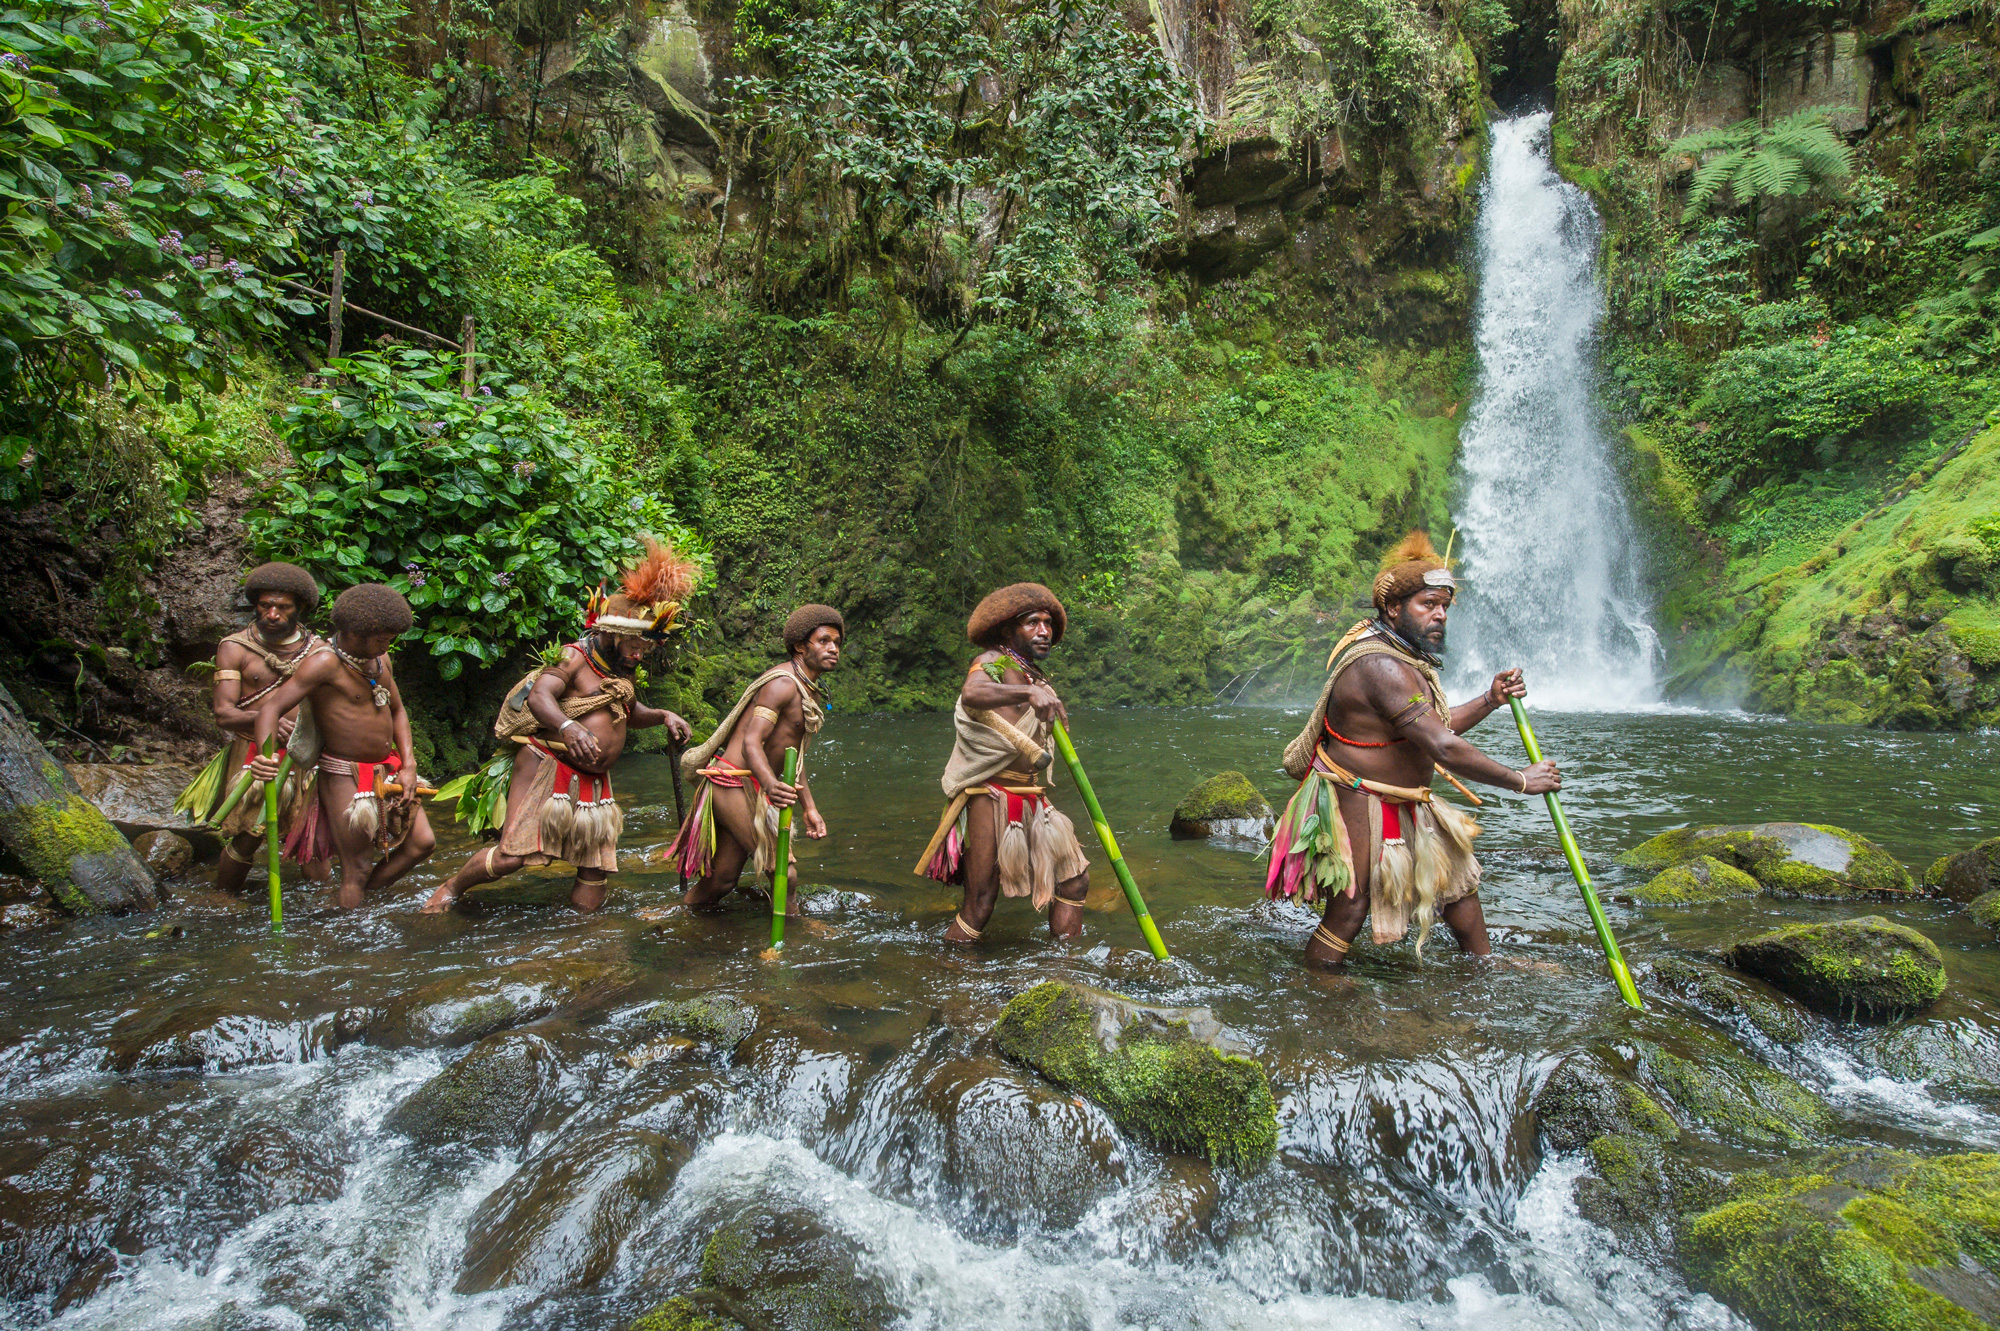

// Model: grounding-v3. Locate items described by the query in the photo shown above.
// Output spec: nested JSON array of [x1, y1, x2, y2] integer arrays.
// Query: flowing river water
[[4, 708, 2000, 1330]]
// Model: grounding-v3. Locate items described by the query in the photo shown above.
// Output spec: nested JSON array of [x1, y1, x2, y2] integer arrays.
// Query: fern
[[1673, 109, 1856, 222]]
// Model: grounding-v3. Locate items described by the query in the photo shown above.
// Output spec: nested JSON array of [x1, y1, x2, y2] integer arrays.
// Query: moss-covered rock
[[1168, 771, 1273, 839], [1534, 1051, 1680, 1153], [1972, 891, 2000, 936], [646, 994, 757, 1051], [369, 957, 632, 1048], [1725, 916, 1947, 1022], [1635, 1032, 1831, 1149], [385, 1031, 558, 1152], [688, 1208, 892, 1330], [1927, 837, 2000, 904], [1619, 822, 1915, 898], [629, 1297, 743, 1331], [992, 980, 1277, 1168], [1649, 957, 1812, 1046], [1682, 1148, 2000, 1331], [1632, 855, 1763, 906]]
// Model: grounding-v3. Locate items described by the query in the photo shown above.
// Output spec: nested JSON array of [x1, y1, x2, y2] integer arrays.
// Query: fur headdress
[[1372, 531, 1458, 612], [783, 604, 845, 650], [968, 583, 1067, 648], [243, 562, 321, 615], [585, 539, 700, 640]]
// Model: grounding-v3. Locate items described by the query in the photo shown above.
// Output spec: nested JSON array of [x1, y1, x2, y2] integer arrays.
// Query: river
[[3, 706, 1998, 1330]]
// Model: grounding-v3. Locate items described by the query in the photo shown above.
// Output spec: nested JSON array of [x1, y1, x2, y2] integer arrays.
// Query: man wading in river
[[177, 562, 329, 892], [248, 584, 435, 908], [421, 541, 696, 915], [670, 605, 842, 913], [918, 583, 1091, 944], [1266, 532, 1560, 966]]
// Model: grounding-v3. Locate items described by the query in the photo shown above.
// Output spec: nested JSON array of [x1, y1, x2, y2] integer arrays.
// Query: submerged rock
[[130, 830, 193, 879], [1168, 771, 1273, 841], [1928, 836, 2000, 903], [1724, 915, 1947, 1022], [1648, 957, 1812, 1046], [1634, 1031, 1830, 1149], [457, 1128, 688, 1294], [1619, 822, 1914, 898], [387, 1031, 559, 1152], [646, 994, 757, 1051], [685, 1207, 892, 1331], [106, 999, 333, 1073], [370, 957, 632, 1048], [1682, 1148, 2000, 1331], [1631, 855, 1762, 906], [629, 1298, 743, 1331], [931, 1061, 1128, 1231], [991, 980, 1277, 1168]]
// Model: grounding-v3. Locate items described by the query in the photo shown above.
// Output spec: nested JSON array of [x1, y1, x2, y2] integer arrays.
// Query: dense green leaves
[[250, 348, 701, 679], [1674, 109, 1855, 222]]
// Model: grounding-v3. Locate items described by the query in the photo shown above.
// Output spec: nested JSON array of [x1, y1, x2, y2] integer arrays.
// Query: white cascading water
[[1447, 112, 1661, 710]]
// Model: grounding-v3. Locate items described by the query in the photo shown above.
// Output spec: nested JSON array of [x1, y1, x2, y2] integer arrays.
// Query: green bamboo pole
[[769, 746, 799, 950], [207, 761, 261, 829], [1508, 698, 1642, 1010], [1050, 721, 1169, 960], [263, 741, 292, 932]]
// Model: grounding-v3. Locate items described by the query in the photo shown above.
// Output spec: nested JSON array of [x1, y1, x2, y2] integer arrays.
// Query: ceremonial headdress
[[584, 539, 700, 640], [967, 582, 1066, 648], [242, 561, 320, 614], [783, 604, 845, 650], [332, 582, 413, 636], [1372, 531, 1458, 612]]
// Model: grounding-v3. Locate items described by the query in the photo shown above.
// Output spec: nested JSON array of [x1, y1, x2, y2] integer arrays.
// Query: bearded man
[[248, 583, 436, 909], [916, 583, 1090, 945], [177, 562, 329, 892], [671, 605, 843, 913], [422, 542, 696, 915], [1266, 532, 1560, 967]]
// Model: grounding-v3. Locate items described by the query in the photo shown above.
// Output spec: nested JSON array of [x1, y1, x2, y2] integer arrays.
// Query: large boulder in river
[[387, 1031, 560, 1152], [1925, 835, 2000, 903], [1971, 891, 2000, 937], [1631, 855, 1762, 906], [369, 957, 633, 1048], [1724, 916, 1946, 1022], [1168, 771, 1273, 840], [1619, 822, 1914, 898], [1682, 1148, 2000, 1331], [992, 980, 1277, 1168], [457, 1128, 688, 1293]]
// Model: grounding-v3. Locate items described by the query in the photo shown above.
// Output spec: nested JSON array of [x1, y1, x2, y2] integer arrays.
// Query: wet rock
[[1534, 1051, 1680, 1154], [213, 1122, 344, 1216], [130, 829, 194, 878], [992, 980, 1277, 1168], [1972, 891, 2000, 936], [1927, 836, 2000, 903], [646, 994, 757, 1051], [1634, 1030, 1830, 1149], [457, 1128, 688, 1294], [1860, 1019, 2000, 1099], [1168, 771, 1273, 841], [63, 761, 204, 835], [935, 1063, 1128, 1230], [688, 1207, 893, 1330], [1764, 31, 1873, 136], [0, 1139, 138, 1302], [106, 999, 333, 1073], [386, 1031, 559, 1152], [1631, 855, 1762, 906], [1619, 822, 1914, 898], [1683, 1148, 2000, 1331], [370, 957, 632, 1048], [629, 1297, 743, 1331], [1724, 915, 1947, 1022], [1649, 957, 1812, 1046]]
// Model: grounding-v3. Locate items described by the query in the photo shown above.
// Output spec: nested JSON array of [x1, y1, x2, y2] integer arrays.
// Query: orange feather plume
[[1379, 530, 1442, 570], [621, 538, 700, 606]]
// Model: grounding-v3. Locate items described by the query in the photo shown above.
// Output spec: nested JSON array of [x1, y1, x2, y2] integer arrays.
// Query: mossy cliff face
[[1725, 916, 1948, 1023], [992, 980, 1278, 1168]]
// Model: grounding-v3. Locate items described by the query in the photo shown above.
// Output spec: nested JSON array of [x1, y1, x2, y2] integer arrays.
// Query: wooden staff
[[769, 747, 799, 950], [1050, 721, 1168, 960], [1509, 698, 1642, 1010]]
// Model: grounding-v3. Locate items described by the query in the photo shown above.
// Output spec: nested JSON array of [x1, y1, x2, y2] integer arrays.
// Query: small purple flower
[[480, 385, 493, 396], [1, 53, 31, 75], [421, 420, 445, 436], [108, 173, 132, 198], [189, 254, 207, 270], [77, 184, 93, 204], [222, 259, 244, 279], [180, 168, 206, 193], [512, 460, 536, 478], [166, 312, 184, 324], [101, 202, 129, 236], [158, 229, 184, 256], [403, 562, 428, 589], [492, 571, 513, 588], [121, 287, 141, 300]]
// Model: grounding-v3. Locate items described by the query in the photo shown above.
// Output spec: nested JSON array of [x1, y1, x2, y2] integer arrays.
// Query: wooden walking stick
[[1050, 721, 1169, 960], [1508, 698, 1642, 1010], [261, 738, 292, 932], [668, 736, 689, 890], [769, 746, 799, 950]]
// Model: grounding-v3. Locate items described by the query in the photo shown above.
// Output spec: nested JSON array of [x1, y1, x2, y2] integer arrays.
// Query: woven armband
[[214, 669, 242, 681], [753, 705, 780, 724]]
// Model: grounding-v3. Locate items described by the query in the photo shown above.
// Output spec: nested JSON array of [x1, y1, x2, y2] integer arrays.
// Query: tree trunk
[[0, 682, 160, 914]]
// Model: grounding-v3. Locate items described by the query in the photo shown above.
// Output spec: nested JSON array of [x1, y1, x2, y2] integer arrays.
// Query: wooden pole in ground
[[461, 316, 475, 397], [327, 250, 345, 361], [0, 683, 159, 914]]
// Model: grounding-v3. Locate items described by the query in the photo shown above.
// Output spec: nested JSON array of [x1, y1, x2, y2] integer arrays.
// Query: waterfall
[[1446, 112, 1660, 710]]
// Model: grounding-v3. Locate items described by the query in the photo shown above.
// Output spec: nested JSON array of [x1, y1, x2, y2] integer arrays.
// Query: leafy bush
[[250, 348, 702, 678]]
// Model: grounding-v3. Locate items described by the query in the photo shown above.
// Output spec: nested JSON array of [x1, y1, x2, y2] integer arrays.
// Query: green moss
[[1633, 855, 1762, 905], [992, 981, 1277, 1168], [700, 1225, 756, 1288], [0, 790, 137, 915], [1969, 892, 2000, 936], [1638, 1037, 1829, 1148], [1927, 855, 1952, 890], [1170, 771, 1270, 825], [1618, 823, 1914, 897], [1650, 958, 1811, 1045], [629, 1297, 740, 1331], [647, 994, 757, 1050], [1726, 916, 1947, 1021], [1932, 837, 2000, 903]]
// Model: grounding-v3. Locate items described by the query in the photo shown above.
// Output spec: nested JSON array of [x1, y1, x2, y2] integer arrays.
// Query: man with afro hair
[[1265, 531, 1558, 970], [670, 603, 843, 918], [175, 561, 331, 893], [248, 582, 435, 908], [916, 583, 1093, 945]]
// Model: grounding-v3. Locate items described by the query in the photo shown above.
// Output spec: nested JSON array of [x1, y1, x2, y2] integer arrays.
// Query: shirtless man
[[248, 583, 435, 909], [671, 605, 843, 913], [422, 542, 697, 914], [1266, 532, 1560, 966], [918, 583, 1090, 944], [182, 561, 327, 892]]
